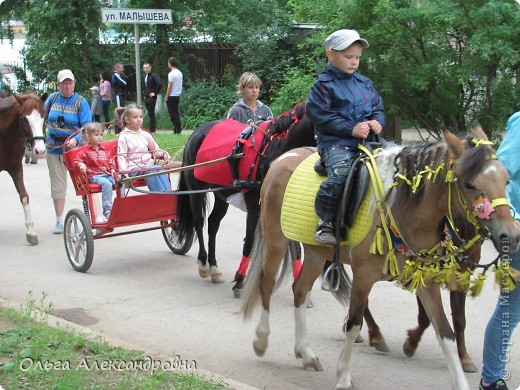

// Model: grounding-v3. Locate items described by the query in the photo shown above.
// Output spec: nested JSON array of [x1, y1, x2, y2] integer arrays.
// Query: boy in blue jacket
[[307, 29, 385, 245]]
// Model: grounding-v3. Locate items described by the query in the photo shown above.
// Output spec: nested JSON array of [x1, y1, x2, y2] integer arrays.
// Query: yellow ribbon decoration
[[469, 273, 487, 297]]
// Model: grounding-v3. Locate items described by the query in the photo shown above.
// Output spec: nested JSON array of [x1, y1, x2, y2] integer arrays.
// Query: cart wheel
[[162, 220, 193, 255], [64, 208, 94, 272]]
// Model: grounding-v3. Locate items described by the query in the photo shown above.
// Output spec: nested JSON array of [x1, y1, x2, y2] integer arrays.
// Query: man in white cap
[[306, 29, 385, 245], [45, 69, 91, 233]]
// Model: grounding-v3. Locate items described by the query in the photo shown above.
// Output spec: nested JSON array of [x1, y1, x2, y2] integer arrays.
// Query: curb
[[0, 298, 259, 390]]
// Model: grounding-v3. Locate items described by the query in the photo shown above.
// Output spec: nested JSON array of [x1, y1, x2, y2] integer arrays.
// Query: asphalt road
[[0, 158, 519, 390]]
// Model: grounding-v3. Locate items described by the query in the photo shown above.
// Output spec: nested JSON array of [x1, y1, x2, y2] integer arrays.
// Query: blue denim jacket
[[307, 63, 385, 153]]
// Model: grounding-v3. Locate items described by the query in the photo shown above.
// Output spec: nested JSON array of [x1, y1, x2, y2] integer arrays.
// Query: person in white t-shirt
[[165, 57, 183, 134]]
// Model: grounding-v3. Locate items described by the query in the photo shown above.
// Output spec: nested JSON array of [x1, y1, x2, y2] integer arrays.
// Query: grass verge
[[0, 292, 229, 389]]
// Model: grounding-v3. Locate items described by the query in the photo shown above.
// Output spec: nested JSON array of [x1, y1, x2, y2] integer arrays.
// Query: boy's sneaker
[[314, 221, 336, 245], [480, 379, 509, 390], [53, 221, 64, 234]]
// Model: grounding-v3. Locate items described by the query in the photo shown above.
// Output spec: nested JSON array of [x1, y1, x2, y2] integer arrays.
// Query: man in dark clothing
[[111, 62, 127, 109], [142, 62, 162, 133]]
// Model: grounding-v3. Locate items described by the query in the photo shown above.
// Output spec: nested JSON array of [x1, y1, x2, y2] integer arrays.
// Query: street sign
[[101, 8, 172, 24], [100, 8, 172, 106]]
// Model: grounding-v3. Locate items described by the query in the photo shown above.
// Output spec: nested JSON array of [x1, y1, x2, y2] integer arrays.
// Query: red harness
[[194, 118, 270, 186]]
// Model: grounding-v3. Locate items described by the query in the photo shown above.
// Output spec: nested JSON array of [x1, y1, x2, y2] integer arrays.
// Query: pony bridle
[[381, 137, 510, 262], [361, 138, 513, 292], [19, 114, 46, 146], [447, 137, 511, 250]]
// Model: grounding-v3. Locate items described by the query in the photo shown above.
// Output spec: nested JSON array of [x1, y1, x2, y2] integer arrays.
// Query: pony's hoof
[[26, 234, 38, 245], [303, 357, 323, 372], [403, 341, 417, 357], [335, 384, 354, 390], [371, 341, 390, 353], [253, 340, 266, 357], [232, 273, 245, 298], [461, 360, 478, 373], [210, 267, 224, 283], [197, 260, 210, 278], [233, 287, 242, 299], [306, 299, 314, 308], [354, 334, 364, 343]]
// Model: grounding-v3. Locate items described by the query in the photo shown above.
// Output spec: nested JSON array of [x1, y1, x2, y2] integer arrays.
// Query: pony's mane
[[15, 93, 45, 117], [376, 144, 403, 191], [389, 140, 451, 211], [267, 102, 310, 137], [388, 136, 494, 212], [256, 101, 315, 179]]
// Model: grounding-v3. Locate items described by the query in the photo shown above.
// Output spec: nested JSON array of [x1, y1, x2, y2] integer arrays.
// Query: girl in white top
[[116, 104, 170, 191]]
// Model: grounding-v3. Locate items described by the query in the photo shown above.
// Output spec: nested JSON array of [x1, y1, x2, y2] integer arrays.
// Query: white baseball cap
[[89, 86, 99, 91], [325, 29, 369, 51], [57, 69, 75, 82]]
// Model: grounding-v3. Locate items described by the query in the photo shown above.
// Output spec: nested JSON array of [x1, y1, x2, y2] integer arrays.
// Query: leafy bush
[[179, 79, 237, 130], [269, 65, 315, 116]]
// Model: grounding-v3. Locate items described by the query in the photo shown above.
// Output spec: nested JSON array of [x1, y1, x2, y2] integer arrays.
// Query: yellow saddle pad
[[281, 153, 374, 247]]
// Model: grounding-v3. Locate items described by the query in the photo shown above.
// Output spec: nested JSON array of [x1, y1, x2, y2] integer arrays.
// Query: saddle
[[281, 152, 375, 248], [228, 123, 261, 189], [194, 118, 268, 188], [313, 146, 372, 228]]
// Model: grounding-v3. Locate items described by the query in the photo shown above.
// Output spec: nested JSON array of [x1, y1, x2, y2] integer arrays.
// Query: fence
[[179, 43, 239, 83]]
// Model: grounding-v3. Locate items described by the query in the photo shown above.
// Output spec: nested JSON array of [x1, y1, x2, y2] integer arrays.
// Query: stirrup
[[321, 262, 341, 292]]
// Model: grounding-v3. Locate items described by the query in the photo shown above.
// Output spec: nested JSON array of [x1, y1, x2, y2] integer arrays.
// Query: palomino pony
[[241, 126, 520, 389], [175, 103, 315, 295], [0, 93, 47, 244]]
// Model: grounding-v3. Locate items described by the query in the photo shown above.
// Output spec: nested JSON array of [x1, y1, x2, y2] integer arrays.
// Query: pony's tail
[[241, 224, 293, 320], [240, 224, 264, 320], [175, 171, 195, 245], [321, 260, 351, 307]]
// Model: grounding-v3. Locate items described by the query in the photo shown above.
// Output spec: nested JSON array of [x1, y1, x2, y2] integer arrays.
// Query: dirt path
[[0, 159, 519, 390]]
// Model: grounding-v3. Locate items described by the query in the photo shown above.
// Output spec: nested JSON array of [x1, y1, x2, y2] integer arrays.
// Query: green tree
[[174, 0, 298, 103], [289, 0, 520, 135], [17, 0, 104, 92]]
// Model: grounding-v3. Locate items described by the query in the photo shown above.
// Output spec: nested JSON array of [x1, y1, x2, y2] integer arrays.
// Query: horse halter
[[448, 137, 510, 235], [19, 113, 46, 146], [363, 138, 514, 295]]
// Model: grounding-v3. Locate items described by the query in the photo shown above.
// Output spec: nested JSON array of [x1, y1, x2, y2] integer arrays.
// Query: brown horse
[[0, 93, 47, 244], [241, 126, 520, 389]]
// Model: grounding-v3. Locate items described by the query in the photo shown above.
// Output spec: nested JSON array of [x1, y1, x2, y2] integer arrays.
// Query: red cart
[[62, 132, 191, 272]]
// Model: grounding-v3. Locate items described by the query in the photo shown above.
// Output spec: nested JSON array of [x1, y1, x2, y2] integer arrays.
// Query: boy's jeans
[[315, 145, 357, 224]]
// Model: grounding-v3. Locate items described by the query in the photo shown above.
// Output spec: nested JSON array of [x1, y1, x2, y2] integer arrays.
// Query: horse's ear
[[40, 92, 49, 103], [12, 94, 23, 105], [470, 119, 489, 141], [444, 130, 465, 158]]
